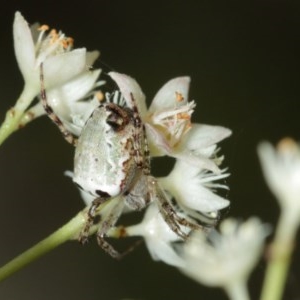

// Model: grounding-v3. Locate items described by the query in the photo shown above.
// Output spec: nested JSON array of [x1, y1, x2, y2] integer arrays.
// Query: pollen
[[277, 138, 298, 153], [177, 112, 191, 120], [96, 91, 105, 102], [66, 37, 74, 47], [175, 91, 184, 102]]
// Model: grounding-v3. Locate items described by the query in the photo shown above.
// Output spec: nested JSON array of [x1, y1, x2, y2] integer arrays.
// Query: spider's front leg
[[39, 63, 78, 146]]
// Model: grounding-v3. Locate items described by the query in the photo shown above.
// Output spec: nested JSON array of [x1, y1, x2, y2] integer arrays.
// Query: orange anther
[[95, 91, 104, 102], [61, 39, 68, 49], [277, 138, 298, 153], [66, 37, 74, 47], [175, 91, 184, 102], [177, 112, 190, 120]]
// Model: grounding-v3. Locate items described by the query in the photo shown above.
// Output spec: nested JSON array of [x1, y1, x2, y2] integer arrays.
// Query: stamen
[[36, 25, 49, 49], [38, 24, 49, 31], [177, 112, 191, 120]]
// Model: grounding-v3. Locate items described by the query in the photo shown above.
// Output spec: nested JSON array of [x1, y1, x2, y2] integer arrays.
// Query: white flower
[[13, 11, 100, 112], [108, 72, 231, 173], [159, 159, 230, 214], [24, 69, 105, 135], [180, 218, 268, 298], [258, 138, 300, 220], [124, 203, 187, 267]]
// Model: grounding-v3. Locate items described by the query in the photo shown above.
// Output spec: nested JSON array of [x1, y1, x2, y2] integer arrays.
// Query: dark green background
[[0, 1, 299, 299]]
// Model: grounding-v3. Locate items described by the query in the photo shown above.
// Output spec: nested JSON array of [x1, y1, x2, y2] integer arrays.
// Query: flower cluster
[[7, 12, 103, 134], [180, 218, 269, 297], [13, 12, 233, 267]]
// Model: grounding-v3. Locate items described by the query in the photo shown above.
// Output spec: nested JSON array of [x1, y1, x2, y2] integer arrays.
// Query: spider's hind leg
[[78, 196, 108, 245]]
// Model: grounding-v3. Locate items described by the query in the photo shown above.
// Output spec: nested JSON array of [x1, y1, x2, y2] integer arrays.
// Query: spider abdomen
[[73, 103, 138, 198]]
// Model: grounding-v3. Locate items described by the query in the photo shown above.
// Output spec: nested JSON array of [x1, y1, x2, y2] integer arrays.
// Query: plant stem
[[0, 211, 86, 282], [260, 244, 292, 300], [0, 85, 37, 146], [0, 108, 24, 146], [260, 212, 296, 300]]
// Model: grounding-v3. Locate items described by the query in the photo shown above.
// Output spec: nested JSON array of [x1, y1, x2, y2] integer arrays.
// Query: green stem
[[0, 211, 86, 282], [0, 85, 38, 146], [260, 212, 296, 300], [260, 245, 292, 300], [0, 108, 24, 146]]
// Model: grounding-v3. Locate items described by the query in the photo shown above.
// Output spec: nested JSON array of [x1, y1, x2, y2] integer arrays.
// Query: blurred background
[[0, 0, 299, 299]]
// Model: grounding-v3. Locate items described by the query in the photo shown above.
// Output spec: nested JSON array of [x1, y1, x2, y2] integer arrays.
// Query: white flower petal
[[86, 50, 100, 65], [180, 218, 268, 288], [183, 185, 229, 212], [174, 150, 221, 173], [43, 48, 87, 88], [45, 69, 102, 135], [13, 11, 35, 82], [47, 69, 101, 109], [149, 77, 190, 112], [108, 72, 147, 116], [179, 123, 232, 152], [258, 139, 300, 216], [147, 239, 185, 267], [145, 123, 172, 156], [126, 204, 184, 267], [160, 160, 230, 213]]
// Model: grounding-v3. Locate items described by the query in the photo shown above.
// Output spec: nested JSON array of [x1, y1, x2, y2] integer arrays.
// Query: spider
[[40, 64, 200, 258]]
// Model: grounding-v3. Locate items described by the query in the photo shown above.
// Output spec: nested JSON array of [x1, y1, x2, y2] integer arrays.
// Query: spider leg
[[40, 63, 78, 146], [148, 177, 203, 240], [96, 199, 143, 259], [78, 196, 108, 244], [128, 93, 149, 172]]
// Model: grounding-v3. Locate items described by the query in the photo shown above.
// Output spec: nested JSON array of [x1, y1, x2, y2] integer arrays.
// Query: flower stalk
[[0, 108, 24, 146], [260, 212, 294, 300], [258, 139, 300, 300], [225, 280, 250, 300]]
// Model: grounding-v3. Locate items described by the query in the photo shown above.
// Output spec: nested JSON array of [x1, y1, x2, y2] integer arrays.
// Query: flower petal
[[43, 48, 87, 88], [109, 72, 147, 116], [174, 150, 221, 173], [258, 139, 300, 215], [179, 123, 232, 152], [180, 218, 268, 288], [145, 123, 172, 156], [146, 239, 185, 267], [47, 69, 101, 109], [182, 184, 230, 212], [13, 11, 35, 82], [149, 77, 191, 113], [126, 204, 185, 267], [160, 160, 230, 212], [86, 50, 100, 66]]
